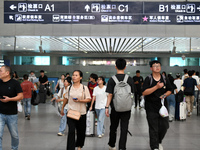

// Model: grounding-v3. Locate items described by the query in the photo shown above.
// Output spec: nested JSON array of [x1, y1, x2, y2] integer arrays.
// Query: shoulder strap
[[61, 87, 64, 97], [112, 75, 119, 84], [123, 74, 129, 83], [82, 84, 85, 99], [148, 74, 153, 86], [68, 85, 72, 98], [161, 74, 166, 85]]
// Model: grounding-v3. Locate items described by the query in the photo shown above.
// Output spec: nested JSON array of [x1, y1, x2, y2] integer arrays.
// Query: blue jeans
[[166, 94, 176, 119], [95, 108, 105, 136], [0, 113, 19, 150], [23, 98, 31, 117], [59, 109, 67, 134], [194, 91, 198, 106]]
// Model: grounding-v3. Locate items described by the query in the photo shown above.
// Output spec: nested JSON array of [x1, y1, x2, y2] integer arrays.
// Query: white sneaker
[[159, 144, 163, 150], [154, 149, 159, 150], [109, 146, 116, 150], [57, 132, 64, 136], [98, 135, 102, 138]]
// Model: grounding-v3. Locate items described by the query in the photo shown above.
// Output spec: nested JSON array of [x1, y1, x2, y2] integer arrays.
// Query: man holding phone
[[142, 61, 172, 150], [0, 65, 23, 150]]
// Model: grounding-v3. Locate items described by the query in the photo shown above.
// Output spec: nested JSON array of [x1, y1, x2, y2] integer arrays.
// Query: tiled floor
[[2, 100, 200, 150]]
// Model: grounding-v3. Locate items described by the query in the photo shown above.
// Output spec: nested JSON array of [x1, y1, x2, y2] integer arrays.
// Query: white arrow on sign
[[85, 5, 90, 12], [10, 4, 17, 10], [197, 6, 200, 11]]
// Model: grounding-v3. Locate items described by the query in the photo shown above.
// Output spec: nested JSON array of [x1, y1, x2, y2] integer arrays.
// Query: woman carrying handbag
[[61, 70, 91, 150]]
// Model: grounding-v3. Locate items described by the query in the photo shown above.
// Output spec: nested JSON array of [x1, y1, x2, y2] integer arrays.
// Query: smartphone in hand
[[73, 98, 78, 100]]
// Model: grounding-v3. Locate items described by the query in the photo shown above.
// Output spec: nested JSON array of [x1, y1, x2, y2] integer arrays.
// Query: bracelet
[[105, 106, 109, 109]]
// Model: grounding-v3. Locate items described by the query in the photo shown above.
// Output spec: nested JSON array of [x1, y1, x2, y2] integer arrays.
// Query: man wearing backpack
[[105, 58, 134, 150], [142, 60, 172, 150]]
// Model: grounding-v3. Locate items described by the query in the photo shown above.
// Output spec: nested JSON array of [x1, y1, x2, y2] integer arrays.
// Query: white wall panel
[[52, 24, 72, 36], [91, 25, 110, 36], [127, 25, 147, 37], [15, 24, 35, 36], [109, 25, 128, 36], [71, 24, 91, 36], [165, 25, 185, 37], [147, 25, 166, 37], [185, 25, 200, 37], [34, 24, 53, 36]]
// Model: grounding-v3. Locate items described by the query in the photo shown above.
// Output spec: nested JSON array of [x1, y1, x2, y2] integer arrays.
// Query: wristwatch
[[105, 106, 109, 109]]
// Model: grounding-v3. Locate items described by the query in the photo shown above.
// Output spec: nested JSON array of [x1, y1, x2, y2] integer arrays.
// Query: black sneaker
[[27, 115, 30, 120]]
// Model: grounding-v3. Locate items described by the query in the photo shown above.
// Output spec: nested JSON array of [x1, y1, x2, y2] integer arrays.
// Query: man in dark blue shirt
[[133, 70, 143, 108], [183, 70, 200, 117]]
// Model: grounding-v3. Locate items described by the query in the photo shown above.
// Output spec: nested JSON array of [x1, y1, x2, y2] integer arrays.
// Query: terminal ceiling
[[0, 36, 200, 57]]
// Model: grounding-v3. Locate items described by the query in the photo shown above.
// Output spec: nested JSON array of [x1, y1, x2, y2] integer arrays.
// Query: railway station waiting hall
[[0, 0, 200, 150]]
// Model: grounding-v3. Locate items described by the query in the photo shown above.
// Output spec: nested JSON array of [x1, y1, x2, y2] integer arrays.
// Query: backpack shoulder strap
[[161, 74, 166, 85], [148, 74, 153, 86], [112, 75, 119, 84], [68, 85, 72, 98], [123, 74, 129, 83], [61, 87, 64, 97]]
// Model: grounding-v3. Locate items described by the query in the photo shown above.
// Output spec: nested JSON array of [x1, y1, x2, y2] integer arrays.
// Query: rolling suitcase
[[39, 92, 46, 103], [31, 91, 40, 105], [179, 102, 187, 121], [86, 111, 95, 136], [39, 85, 46, 103]]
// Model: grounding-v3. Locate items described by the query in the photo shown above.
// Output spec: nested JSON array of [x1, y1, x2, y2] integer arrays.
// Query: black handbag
[[176, 90, 184, 102]]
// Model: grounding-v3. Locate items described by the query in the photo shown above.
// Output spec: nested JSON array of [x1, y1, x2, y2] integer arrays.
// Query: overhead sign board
[[4, 1, 200, 24]]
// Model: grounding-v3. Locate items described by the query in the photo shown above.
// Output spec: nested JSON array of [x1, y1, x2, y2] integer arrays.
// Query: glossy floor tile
[[2, 100, 200, 150]]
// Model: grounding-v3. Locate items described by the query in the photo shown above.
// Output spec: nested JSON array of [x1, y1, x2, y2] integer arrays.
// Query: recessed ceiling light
[[59, 37, 63, 40], [23, 47, 26, 49], [7, 44, 11, 46], [16, 46, 19, 48]]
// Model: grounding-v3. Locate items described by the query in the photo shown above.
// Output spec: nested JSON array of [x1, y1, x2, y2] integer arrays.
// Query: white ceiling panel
[[0, 36, 200, 54]]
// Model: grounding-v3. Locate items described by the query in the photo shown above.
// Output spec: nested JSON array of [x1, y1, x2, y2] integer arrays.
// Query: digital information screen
[[4, 1, 200, 24]]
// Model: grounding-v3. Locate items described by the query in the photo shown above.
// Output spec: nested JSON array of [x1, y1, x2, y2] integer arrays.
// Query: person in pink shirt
[[21, 74, 36, 120]]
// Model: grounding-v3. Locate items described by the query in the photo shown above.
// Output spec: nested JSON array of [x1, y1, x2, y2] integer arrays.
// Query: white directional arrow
[[197, 6, 200, 11], [10, 4, 17, 10], [85, 5, 90, 12]]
